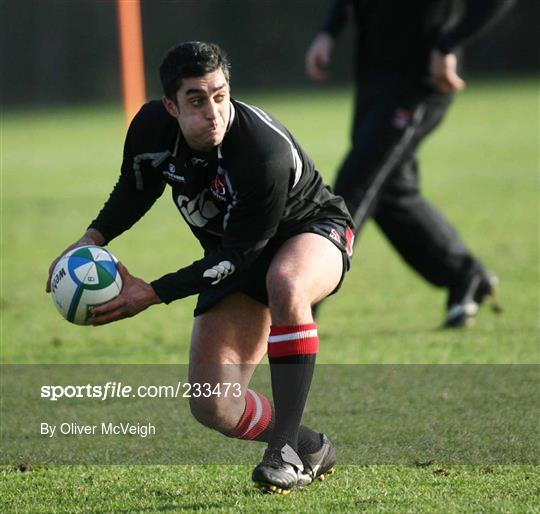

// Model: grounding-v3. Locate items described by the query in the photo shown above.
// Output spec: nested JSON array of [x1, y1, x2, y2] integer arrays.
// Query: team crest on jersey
[[209, 175, 227, 202]]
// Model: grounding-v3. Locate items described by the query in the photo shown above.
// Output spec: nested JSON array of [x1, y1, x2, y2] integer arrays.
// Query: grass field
[[1, 78, 539, 512]]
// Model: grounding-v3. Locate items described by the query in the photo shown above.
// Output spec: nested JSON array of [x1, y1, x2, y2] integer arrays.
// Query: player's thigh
[[189, 292, 270, 386], [266, 233, 343, 306]]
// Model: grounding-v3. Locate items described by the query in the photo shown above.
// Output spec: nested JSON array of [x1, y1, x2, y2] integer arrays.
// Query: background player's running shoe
[[297, 433, 336, 487], [444, 270, 501, 328], [252, 444, 304, 495]]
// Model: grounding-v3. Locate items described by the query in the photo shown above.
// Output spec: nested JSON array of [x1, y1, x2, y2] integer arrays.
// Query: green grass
[[1, 78, 539, 512], [1, 465, 538, 513]]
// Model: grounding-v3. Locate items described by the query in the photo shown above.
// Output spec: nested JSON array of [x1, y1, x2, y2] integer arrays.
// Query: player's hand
[[89, 262, 161, 326], [430, 49, 466, 94], [45, 229, 105, 293], [306, 32, 334, 82]]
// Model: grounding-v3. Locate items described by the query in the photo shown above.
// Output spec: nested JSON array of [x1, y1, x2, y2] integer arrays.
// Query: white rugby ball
[[50, 245, 123, 325]]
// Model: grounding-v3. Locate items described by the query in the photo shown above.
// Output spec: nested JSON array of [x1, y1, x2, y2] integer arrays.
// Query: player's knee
[[188, 396, 237, 433], [266, 268, 307, 311]]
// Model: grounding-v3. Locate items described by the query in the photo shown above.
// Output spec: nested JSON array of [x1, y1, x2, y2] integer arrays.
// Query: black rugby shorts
[[194, 219, 354, 317]]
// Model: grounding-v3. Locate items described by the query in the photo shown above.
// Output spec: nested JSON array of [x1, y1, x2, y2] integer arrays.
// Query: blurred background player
[[46, 42, 353, 494], [306, 0, 514, 327]]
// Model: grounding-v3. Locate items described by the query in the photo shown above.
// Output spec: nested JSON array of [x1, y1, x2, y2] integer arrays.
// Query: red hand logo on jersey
[[209, 175, 227, 202]]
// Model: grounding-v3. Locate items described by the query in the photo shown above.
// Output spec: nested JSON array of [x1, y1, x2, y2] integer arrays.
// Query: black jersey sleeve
[[150, 148, 292, 304], [88, 105, 167, 244], [321, 0, 349, 37], [436, 0, 515, 54]]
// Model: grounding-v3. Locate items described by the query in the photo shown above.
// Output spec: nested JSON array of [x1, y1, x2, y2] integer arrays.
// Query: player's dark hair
[[159, 41, 231, 102]]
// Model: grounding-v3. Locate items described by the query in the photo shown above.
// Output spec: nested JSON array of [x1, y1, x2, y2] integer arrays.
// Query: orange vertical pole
[[117, 0, 146, 126]]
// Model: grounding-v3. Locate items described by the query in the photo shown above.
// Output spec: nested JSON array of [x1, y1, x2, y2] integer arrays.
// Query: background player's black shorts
[[194, 219, 354, 317]]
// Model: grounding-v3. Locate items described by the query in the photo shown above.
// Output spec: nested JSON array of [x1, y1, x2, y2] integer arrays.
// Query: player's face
[[164, 68, 230, 152]]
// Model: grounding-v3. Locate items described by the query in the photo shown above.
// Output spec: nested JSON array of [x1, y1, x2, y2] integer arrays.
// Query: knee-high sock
[[267, 323, 318, 451]]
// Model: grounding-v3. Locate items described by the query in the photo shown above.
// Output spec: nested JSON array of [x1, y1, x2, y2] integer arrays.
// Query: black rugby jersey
[[322, 0, 514, 81], [89, 99, 352, 303]]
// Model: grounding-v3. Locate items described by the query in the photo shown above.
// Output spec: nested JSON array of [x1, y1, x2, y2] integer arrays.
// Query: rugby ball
[[50, 246, 123, 325]]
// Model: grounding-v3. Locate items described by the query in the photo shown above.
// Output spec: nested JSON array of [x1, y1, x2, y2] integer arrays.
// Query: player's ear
[[162, 96, 179, 118]]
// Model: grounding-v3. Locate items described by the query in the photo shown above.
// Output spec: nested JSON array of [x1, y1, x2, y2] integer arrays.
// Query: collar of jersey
[[227, 100, 236, 132]]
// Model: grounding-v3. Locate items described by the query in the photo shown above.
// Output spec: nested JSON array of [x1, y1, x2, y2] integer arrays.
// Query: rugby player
[[47, 41, 353, 494], [306, 0, 514, 327]]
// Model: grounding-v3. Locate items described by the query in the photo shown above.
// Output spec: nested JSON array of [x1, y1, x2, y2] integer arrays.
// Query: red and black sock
[[267, 323, 318, 451], [226, 387, 323, 453], [226, 389, 273, 442]]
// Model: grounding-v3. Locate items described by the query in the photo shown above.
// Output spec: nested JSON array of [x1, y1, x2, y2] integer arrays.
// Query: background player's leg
[[334, 87, 491, 325], [374, 155, 482, 288], [370, 93, 495, 326]]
